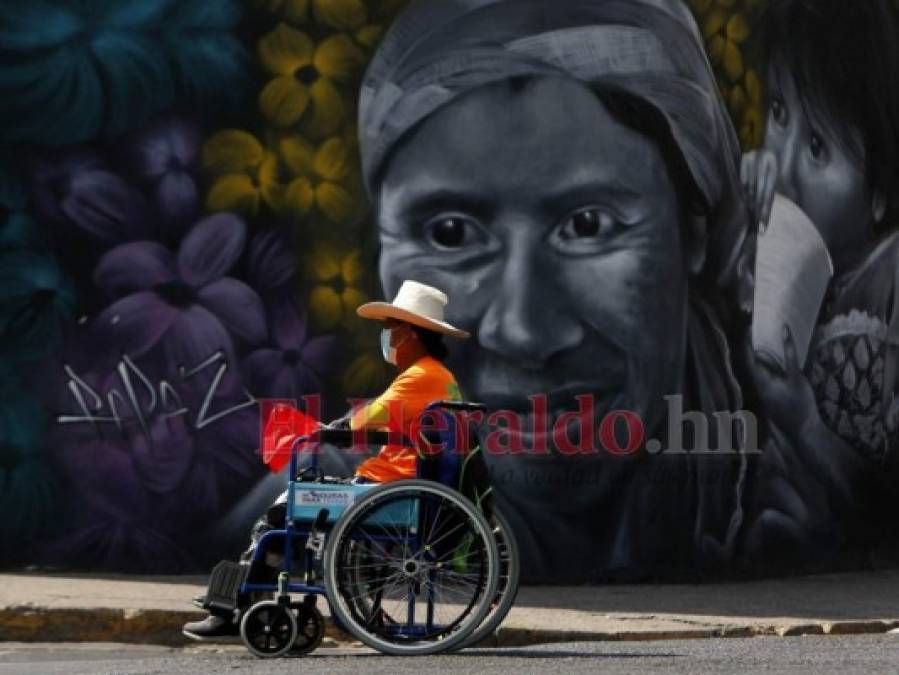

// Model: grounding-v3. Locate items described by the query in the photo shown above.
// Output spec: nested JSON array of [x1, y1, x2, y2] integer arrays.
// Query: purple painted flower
[[28, 149, 106, 230], [243, 298, 334, 400], [92, 213, 267, 379], [28, 117, 203, 246], [44, 383, 266, 571], [44, 429, 194, 572], [248, 228, 296, 292], [126, 116, 201, 229]]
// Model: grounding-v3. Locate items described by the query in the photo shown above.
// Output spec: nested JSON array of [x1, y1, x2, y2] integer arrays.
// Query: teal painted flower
[[0, 0, 249, 147], [0, 250, 76, 362]]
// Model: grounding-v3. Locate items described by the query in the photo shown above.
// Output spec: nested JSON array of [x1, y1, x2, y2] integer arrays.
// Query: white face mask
[[380, 328, 398, 364], [380, 326, 410, 365]]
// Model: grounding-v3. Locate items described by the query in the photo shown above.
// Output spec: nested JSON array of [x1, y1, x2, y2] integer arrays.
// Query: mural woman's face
[[375, 77, 697, 452], [763, 58, 874, 266]]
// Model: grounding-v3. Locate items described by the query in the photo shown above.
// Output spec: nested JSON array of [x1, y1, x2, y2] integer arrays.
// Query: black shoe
[[182, 614, 239, 641]]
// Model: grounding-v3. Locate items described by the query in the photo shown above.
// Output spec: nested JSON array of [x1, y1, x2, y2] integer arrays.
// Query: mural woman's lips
[[476, 383, 620, 449]]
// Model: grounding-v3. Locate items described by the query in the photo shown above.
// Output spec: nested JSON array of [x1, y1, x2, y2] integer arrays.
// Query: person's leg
[[183, 490, 288, 640]]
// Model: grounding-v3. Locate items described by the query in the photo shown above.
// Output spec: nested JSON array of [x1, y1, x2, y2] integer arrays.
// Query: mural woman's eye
[[558, 208, 616, 240], [771, 97, 787, 126], [809, 132, 827, 161], [423, 216, 477, 249]]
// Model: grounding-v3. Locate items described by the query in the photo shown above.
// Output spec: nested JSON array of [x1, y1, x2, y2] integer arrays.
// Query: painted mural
[[1, 0, 898, 583]]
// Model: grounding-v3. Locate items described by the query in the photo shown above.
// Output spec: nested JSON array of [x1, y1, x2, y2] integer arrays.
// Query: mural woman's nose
[[477, 242, 583, 367]]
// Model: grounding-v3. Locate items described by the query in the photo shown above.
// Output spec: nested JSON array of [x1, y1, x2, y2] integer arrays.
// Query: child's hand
[[740, 149, 779, 233]]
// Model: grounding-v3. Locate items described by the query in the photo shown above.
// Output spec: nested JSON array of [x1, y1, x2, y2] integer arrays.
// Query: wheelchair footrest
[[204, 560, 249, 614]]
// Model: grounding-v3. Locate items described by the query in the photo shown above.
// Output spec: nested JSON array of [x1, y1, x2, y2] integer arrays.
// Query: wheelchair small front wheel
[[323, 479, 499, 656], [289, 602, 325, 655], [240, 600, 297, 658]]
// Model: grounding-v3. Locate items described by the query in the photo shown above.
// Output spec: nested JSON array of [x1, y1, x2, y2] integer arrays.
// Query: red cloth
[[261, 403, 321, 472]]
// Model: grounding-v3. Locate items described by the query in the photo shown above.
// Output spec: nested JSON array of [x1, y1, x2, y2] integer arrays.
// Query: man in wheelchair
[[183, 280, 472, 640]]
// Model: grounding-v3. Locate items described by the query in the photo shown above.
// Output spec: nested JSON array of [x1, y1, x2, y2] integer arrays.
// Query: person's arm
[[349, 368, 425, 431]]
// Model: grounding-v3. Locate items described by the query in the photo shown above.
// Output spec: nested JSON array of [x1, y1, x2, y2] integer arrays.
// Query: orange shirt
[[351, 355, 462, 483]]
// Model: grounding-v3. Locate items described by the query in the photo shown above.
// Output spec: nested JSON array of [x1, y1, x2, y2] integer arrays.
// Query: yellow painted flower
[[306, 246, 367, 330], [739, 70, 765, 149], [257, 23, 365, 135], [280, 135, 360, 224], [702, 6, 750, 82], [342, 350, 390, 397], [201, 130, 283, 215]]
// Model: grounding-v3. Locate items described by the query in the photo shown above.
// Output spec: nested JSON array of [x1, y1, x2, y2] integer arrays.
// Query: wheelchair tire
[[240, 600, 297, 658], [458, 507, 521, 648], [323, 479, 499, 656], [289, 602, 325, 656]]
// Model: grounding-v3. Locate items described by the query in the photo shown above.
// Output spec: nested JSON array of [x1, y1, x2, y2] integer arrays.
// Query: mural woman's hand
[[747, 324, 818, 433], [747, 324, 867, 511], [740, 149, 778, 233]]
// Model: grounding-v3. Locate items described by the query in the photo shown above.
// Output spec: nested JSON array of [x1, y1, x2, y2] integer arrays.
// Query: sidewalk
[[2, 570, 899, 647]]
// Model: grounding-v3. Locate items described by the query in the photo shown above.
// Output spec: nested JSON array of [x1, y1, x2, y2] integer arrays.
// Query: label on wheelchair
[[290, 482, 418, 529], [296, 488, 355, 508]]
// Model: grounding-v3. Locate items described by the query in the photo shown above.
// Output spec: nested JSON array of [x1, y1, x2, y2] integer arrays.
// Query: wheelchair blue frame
[[237, 400, 483, 637]]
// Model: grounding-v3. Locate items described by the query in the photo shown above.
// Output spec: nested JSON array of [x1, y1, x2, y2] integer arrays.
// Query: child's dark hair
[[761, 0, 899, 232], [411, 325, 449, 361]]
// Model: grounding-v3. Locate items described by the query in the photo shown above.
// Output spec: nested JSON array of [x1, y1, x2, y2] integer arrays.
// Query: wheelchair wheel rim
[[240, 600, 297, 658], [324, 480, 499, 655]]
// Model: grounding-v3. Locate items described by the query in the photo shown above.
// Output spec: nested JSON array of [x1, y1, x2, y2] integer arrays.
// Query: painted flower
[[125, 116, 202, 228], [305, 246, 366, 330], [0, 165, 42, 250], [243, 299, 334, 400], [342, 349, 390, 398], [280, 135, 359, 224], [202, 130, 283, 216], [42, 377, 264, 571], [43, 426, 194, 572], [0, 0, 248, 148], [729, 69, 765, 150], [92, 213, 266, 376], [702, 5, 751, 83], [0, 250, 76, 361], [28, 150, 106, 231], [257, 23, 364, 135], [248, 228, 297, 292]]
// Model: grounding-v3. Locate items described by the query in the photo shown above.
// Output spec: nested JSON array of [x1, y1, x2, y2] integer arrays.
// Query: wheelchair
[[201, 400, 520, 657]]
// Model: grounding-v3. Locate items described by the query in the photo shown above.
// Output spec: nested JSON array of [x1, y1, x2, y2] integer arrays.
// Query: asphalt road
[[2, 636, 899, 675]]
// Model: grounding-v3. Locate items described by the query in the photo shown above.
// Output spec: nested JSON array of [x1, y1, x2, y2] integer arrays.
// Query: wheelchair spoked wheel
[[289, 602, 326, 655], [459, 507, 521, 648], [240, 600, 298, 658], [324, 480, 499, 656]]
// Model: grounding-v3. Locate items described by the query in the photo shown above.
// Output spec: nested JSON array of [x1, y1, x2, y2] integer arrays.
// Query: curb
[[2, 606, 898, 648]]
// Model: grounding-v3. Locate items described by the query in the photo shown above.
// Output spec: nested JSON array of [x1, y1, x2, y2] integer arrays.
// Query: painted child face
[[763, 57, 874, 266], [375, 76, 698, 451]]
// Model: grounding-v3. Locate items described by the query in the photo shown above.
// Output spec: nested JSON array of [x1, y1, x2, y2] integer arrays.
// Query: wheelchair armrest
[[311, 428, 412, 448], [427, 400, 487, 413]]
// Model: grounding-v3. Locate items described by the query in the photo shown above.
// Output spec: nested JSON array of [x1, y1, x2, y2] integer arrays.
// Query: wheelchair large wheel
[[323, 479, 499, 656], [459, 506, 520, 648]]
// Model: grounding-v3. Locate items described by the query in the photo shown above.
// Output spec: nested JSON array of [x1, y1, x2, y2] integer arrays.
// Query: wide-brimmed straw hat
[[356, 280, 470, 339]]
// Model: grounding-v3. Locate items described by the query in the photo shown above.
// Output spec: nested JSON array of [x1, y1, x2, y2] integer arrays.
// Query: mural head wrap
[[359, 0, 749, 287]]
